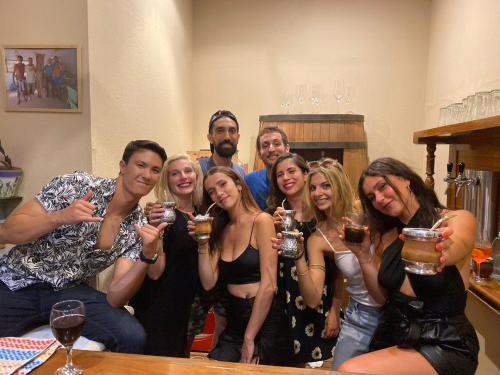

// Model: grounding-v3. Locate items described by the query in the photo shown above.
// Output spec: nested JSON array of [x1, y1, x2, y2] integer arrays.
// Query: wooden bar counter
[[32, 350, 359, 374]]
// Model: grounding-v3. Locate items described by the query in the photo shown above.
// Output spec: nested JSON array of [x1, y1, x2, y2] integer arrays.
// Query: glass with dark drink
[[50, 300, 86, 375], [343, 211, 366, 246]]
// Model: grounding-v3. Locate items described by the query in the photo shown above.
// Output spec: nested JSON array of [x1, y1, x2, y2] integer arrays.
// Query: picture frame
[[2, 46, 81, 112]]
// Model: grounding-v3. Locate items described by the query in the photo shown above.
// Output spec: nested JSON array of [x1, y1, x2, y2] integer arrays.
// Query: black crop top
[[378, 208, 467, 316], [219, 215, 261, 285]]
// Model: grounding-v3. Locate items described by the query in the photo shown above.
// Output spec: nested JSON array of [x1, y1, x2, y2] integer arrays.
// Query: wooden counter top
[[32, 350, 356, 374], [469, 276, 500, 315]]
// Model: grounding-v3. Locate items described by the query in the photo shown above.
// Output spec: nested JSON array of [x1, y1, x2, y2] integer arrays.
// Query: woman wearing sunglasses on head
[[273, 159, 382, 369]]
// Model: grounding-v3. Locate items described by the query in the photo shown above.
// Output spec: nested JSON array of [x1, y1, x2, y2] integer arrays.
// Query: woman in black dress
[[130, 154, 204, 357], [338, 158, 479, 375]]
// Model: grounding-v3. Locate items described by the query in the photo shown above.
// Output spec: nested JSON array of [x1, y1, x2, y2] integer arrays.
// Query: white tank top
[[316, 227, 381, 307]]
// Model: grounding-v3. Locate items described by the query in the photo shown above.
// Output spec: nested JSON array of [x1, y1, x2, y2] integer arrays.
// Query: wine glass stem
[[65, 345, 74, 369], [477, 262, 481, 280]]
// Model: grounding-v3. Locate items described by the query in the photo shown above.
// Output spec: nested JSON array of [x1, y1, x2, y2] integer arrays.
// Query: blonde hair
[[154, 154, 203, 208], [305, 163, 357, 223]]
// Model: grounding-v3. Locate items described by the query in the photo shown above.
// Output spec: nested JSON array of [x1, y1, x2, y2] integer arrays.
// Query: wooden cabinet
[[255, 114, 368, 190]]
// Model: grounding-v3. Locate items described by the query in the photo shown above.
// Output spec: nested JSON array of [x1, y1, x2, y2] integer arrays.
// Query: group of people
[[12, 54, 64, 104], [0, 109, 479, 375]]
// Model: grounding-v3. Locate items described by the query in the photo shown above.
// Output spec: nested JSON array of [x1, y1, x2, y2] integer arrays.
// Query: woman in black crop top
[[131, 154, 204, 357], [338, 158, 478, 375], [191, 166, 281, 364]]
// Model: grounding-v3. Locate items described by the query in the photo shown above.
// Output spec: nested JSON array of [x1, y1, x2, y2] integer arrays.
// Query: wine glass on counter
[[333, 79, 345, 113], [295, 84, 307, 113], [50, 300, 86, 375], [310, 85, 323, 113]]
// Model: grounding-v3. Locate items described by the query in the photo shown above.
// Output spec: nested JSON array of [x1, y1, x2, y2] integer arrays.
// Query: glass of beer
[[50, 300, 86, 375], [194, 214, 212, 241], [471, 241, 493, 282], [401, 228, 442, 275]]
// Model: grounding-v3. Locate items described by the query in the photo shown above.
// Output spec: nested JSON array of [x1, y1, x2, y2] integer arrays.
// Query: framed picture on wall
[[2, 46, 81, 112]]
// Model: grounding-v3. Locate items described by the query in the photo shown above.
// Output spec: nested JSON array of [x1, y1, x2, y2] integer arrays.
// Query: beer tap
[[455, 162, 479, 197], [443, 161, 454, 195]]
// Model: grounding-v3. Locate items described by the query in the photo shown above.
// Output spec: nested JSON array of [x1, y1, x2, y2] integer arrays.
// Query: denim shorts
[[332, 298, 381, 369]]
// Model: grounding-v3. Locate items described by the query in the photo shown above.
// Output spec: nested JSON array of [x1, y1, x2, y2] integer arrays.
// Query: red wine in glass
[[50, 300, 86, 375], [51, 314, 85, 347]]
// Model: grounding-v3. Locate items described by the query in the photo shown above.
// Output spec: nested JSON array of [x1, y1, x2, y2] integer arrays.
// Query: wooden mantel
[[413, 115, 500, 189]]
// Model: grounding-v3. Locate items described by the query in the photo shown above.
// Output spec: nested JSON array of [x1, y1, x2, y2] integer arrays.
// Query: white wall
[[87, 0, 194, 180], [425, 0, 500, 201], [0, 0, 92, 201], [193, 0, 431, 172]]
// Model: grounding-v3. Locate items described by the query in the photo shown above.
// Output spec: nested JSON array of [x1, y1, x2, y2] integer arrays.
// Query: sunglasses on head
[[307, 158, 340, 169], [209, 110, 238, 127]]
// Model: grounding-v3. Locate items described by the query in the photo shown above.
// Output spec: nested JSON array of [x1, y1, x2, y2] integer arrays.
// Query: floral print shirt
[[0, 172, 144, 291]]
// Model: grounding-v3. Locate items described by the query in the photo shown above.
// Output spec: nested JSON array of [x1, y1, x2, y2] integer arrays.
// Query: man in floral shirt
[[0, 140, 167, 354]]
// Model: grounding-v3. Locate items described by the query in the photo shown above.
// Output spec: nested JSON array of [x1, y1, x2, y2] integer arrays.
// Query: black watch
[[139, 251, 158, 264]]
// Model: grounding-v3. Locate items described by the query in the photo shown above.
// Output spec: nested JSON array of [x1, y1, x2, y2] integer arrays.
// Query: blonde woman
[[131, 154, 203, 357]]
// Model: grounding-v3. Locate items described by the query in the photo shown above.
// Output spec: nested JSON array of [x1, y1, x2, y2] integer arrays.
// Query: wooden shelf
[[413, 115, 500, 144], [412, 116, 500, 189]]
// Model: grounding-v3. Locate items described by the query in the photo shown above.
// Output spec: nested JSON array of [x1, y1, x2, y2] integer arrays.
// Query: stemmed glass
[[333, 79, 345, 113], [295, 84, 307, 113], [310, 85, 323, 113], [50, 300, 86, 375]]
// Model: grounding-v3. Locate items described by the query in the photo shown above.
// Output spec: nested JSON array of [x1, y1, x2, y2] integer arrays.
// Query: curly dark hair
[[358, 157, 444, 235]]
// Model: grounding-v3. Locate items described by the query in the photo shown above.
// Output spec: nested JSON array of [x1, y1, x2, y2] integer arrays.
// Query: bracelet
[[308, 264, 326, 272], [296, 269, 308, 276]]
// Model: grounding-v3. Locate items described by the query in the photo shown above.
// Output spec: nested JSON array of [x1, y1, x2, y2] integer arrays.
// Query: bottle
[[493, 232, 500, 280]]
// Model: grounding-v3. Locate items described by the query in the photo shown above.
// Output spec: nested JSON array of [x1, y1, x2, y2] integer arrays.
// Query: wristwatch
[[139, 251, 158, 264]]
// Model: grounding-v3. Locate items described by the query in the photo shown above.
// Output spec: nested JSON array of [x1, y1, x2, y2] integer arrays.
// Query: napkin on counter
[[0, 337, 60, 375]]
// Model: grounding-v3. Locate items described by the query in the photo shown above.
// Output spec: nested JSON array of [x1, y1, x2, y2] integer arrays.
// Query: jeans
[[332, 298, 381, 369], [0, 281, 145, 354]]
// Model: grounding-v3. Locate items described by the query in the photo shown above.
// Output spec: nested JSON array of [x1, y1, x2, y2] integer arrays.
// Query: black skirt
[[370, 296, 479, 375]]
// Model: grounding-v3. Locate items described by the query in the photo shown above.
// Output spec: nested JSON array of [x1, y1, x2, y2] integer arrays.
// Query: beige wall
[[425, 2, 500, 373], [0, 0, 92, 201], [87, 0, 194, 184], [425, 0, 500, 201], [193, 0, 431, 172]]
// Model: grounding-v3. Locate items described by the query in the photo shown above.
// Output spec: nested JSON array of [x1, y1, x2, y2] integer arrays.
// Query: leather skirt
[[370, 295, 479, 375]]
